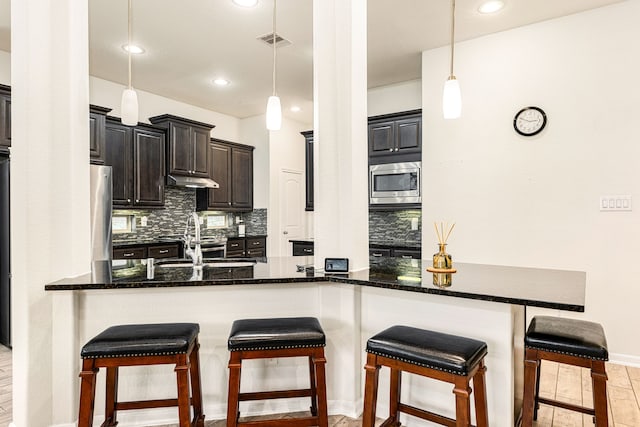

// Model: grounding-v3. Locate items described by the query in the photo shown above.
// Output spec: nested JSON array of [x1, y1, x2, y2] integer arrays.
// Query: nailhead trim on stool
[[522, 316, 609, 427], [77, 323, 205, 427], [226, 317, 329, 427], [362, 325, 489, 427]]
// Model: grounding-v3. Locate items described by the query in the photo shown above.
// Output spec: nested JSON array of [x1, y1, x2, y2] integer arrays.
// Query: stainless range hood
[[167, 174, 220, 189]]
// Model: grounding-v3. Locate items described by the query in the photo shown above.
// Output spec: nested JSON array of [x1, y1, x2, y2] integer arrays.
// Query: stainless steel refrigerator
[[90, 164, 113, 264], [0, 153, 10, 347]]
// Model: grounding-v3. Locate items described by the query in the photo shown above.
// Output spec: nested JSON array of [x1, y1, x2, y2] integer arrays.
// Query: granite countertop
[[45, 256, 586, 312]]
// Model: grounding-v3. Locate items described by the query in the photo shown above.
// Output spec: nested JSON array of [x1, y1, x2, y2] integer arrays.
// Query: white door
[[279, 170, 304, 256]]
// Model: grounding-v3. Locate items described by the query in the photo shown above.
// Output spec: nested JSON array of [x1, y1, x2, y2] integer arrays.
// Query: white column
[[11, 0, 90, 425], [313, 0, 369, 270]]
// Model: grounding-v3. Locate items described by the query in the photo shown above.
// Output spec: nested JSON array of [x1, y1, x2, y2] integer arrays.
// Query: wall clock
[[514, 106, 547, 136]]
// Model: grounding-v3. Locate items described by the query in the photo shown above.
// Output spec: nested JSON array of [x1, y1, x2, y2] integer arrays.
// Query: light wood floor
[[0, 345, 639, 426]]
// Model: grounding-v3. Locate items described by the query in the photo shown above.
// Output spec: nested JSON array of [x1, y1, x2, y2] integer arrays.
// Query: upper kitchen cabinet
[[149, 114, 214, 179], [89, 105, 112, 165], [196, 139, 254, 212], [104, 118, 166, 208], [0, 85, 11, 151], [368, 109, 422, 163], [301, 130, 314, 211]]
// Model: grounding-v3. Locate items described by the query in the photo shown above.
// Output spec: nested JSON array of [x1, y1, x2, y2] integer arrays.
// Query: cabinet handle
[[127, 199, 131, 203], [303, 248, 312, 253], [388, 148, 393, 152], [136, 199, 139, 203], [253, 241, 261, 245], [372, 253, 383, 257], [228, 202, 232, 206], [231, 243, 239, 247], [401, 255, 412, 259], [123, 252, 135, 257], [395, 148, 399, 152], [158, 249, 169, 254]]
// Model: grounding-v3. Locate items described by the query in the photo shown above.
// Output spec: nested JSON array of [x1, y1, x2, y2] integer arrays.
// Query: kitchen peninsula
[[46, 256, 585, 427]]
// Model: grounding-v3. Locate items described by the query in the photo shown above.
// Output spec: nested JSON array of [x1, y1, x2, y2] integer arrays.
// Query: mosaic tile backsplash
[[113, 186, 267, 243], [369, 209, 421, 247]]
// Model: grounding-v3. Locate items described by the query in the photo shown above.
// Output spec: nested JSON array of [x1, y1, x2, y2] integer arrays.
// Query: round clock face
[[514, 106, 547, 136]]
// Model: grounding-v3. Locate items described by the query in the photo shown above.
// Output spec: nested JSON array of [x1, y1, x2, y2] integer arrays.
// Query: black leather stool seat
[[366, 325, 488, 375], [228, 317, 325, 351], [81, 323, 200, 359], [525, 316, 608, 360]]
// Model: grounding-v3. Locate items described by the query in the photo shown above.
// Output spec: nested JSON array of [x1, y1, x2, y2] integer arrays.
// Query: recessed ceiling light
[[213, 78, 231, 86], [122, 44, 145, 54], [232, 0, 258, 7], [478, 0, 505, 14], [290, 106, 301, 112]]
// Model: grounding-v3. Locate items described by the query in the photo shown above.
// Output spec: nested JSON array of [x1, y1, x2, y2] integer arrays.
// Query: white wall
[[0, 50, 9, 85], [421, 0, 640, 360], [367, 79, 421, 116]]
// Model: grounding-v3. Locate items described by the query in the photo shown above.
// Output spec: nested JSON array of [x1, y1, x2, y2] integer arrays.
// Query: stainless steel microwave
[[369, 161, 421, 205]]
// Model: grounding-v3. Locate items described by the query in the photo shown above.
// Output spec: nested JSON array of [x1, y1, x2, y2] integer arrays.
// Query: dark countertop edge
[[44, 275, 584, 312], [289, 239, 314, 244], [227, 235, 268, 239]]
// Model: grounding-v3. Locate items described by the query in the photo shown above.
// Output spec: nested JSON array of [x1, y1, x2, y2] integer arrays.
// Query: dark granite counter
[[45, 256, 586, 312]]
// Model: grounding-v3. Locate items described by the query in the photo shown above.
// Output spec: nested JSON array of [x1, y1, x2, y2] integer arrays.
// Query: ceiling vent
[[258, 32, 292, 48]]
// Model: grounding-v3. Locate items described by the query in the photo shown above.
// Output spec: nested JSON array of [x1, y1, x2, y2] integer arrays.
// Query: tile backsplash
[[369, 209, 421, 247], [113, 186, 267, 243]]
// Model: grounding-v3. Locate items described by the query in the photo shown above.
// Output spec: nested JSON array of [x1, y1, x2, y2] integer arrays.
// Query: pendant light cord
[[128, 0, 133, 90], [449, 0, 455, 78], [272, 0, 277, 96]]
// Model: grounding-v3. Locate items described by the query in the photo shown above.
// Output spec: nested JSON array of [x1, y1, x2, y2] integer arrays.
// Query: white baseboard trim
[[609, 352, 640, 368], [50, 424, 76, 427]]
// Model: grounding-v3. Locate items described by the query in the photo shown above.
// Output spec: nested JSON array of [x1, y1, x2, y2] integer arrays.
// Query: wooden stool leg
[[78, 359, 98, 427], [389, 368, 402, 427], [591, 360, 609, 427], [453, 376, 472, 427], [226, 351, 242, 427], [533, 359, 542, 421], [521, 348, 539, 427], [175, 353, 192, 427], [472, 359, 489, 427], [308, 355, 319, 416], [362, 353, 380, 427], [104, 366, 119, 427], [312, 349, 329, 427], [189, 341, 206, 427]]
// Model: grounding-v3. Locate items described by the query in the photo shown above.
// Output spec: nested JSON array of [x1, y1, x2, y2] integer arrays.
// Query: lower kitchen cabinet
[[196, 139, 254, 212], [226, 236, 266, 258], [369, 248, 392, 258], [105, 118, 166, 208], [369, 245, 421, 259], [292, 240, 314, 256], [113, 242, 180, 260]]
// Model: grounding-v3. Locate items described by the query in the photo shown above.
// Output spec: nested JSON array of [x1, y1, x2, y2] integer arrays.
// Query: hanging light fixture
[[443, 0, 461, 119], [121, 0, 139, 126], [265, 0, 282, 130]]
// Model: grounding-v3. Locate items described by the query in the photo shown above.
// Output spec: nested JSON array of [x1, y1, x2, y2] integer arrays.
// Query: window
[[112, 215, 134, 234], [205, 214, 227, 229]]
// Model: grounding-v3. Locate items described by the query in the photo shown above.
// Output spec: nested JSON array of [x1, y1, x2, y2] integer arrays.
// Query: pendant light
[[443, 0, 461, 119], [265, 0, 282, 130], [121, 0, 139, 126]]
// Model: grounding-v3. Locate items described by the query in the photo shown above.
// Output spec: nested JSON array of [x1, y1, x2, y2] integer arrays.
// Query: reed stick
[[434, 221, 455, 245]]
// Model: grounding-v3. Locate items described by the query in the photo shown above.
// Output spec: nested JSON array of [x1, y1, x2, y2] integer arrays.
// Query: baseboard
[[609, 352, 640, 368], [50, 424, 76, 427]]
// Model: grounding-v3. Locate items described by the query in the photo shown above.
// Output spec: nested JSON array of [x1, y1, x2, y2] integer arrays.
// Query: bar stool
[[362, 325, 489, 427], [226, 317, 329, 427], [522, 316, 609, 427], [77, 323, 204, 427]]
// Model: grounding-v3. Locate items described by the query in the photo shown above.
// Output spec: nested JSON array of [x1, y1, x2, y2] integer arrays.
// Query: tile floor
[[0, 345, 639, 426]]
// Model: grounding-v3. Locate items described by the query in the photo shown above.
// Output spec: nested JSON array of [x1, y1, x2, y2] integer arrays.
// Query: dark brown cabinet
[[292, 240, 314, 256], [369, 245, 421, 259], [89, 105, 112, 164], [105, 118, 165, 208], [368, 110, 421, 161], [149, 114, 214, 179], [113, 242, 180, 260], [196, 139, 254, 212], [301, 131, 314, 211], [0, 85, 11, 151], [226, 236, 266, 258]]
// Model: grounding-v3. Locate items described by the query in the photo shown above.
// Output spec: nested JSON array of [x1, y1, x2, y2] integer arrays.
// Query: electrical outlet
[[141, 216, 148, 226], [600, 195, 632, 211]]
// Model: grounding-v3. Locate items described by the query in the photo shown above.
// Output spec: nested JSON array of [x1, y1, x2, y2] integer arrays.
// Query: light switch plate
[[600, 195, 632, 211]]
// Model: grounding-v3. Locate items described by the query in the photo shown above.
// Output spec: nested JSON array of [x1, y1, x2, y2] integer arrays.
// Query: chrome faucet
[[184, 212, 203, 268]]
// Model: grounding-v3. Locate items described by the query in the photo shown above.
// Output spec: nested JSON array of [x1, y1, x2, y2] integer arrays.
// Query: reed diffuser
[[430, 222, 455, 272]]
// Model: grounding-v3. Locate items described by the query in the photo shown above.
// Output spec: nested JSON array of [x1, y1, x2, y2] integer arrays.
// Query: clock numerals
[[514, 106, 546, 136]]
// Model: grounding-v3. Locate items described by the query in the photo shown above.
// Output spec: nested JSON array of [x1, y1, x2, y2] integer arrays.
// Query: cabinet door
[[168, 121, 192, 175], [207, 142, 232, 209], [113, 246, 147, 259], [369, 248, 392, 258], [133, 128, 165, 207], [396, 117, 421, 153], [368, 121, 395, 156], [192, 127, 210, 177], [0, 92, 11, 148], [393, 248, 421, 260], [105, 122, 133, 207], [231, 147, 253, 210], [89, 112, 106, 164], [303, 133, 314, 211]]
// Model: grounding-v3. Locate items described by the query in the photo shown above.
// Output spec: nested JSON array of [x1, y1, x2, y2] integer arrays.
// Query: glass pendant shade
[[266, 95, 282, 130], [442, 77, 461, 119], [121, 88, 139, 126]]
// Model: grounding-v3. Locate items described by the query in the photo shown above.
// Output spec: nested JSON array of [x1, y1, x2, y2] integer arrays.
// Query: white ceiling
[[0, 0, 627, 124]]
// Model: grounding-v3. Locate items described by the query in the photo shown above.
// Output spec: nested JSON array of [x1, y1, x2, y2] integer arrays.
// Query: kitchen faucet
[[184, 212, 203, 268]]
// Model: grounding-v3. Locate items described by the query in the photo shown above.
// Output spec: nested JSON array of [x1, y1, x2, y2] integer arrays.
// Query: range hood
[[167, 174, 220, 189]]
